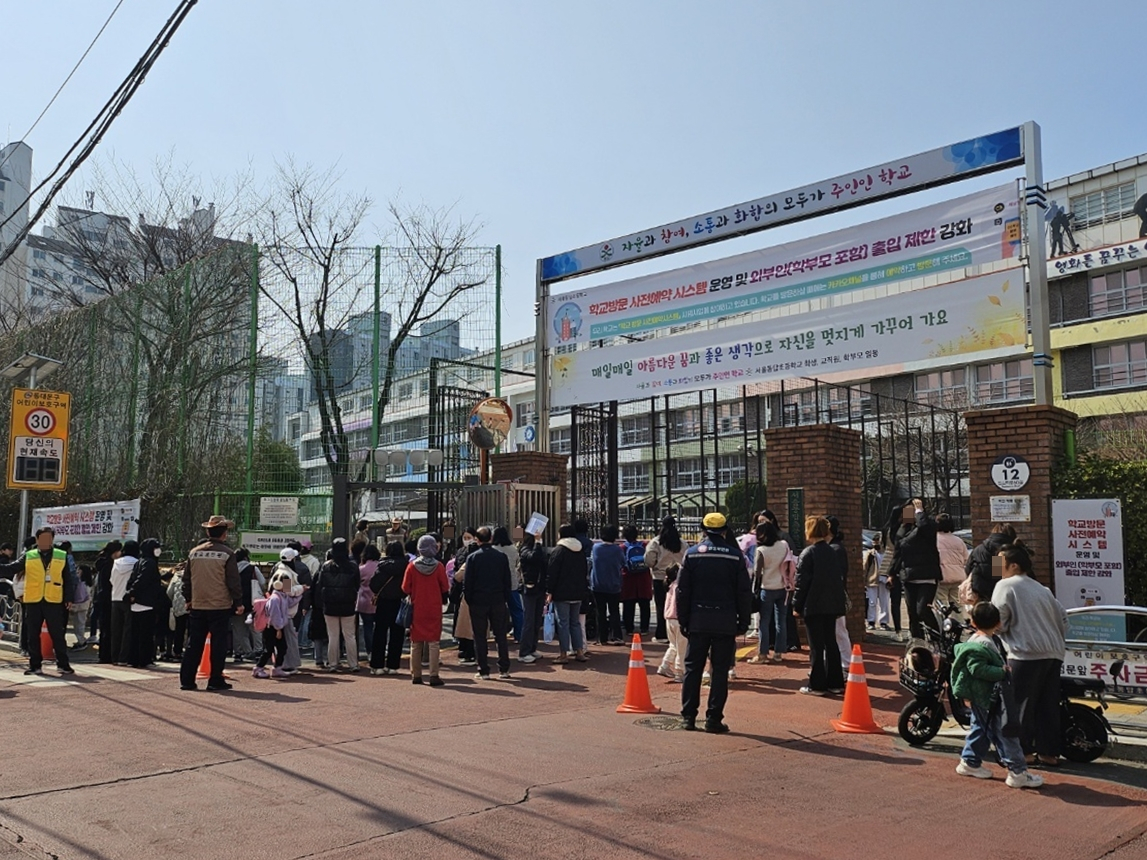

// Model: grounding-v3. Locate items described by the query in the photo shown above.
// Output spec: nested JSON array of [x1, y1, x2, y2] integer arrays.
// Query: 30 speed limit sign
[[7, 388, 70, 491]]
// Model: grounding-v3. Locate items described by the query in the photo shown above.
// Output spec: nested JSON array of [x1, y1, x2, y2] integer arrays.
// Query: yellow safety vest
[[22, 548, 67, 604]]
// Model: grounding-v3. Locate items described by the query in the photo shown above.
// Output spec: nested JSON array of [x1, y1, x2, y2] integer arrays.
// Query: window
[[620, 415, 651, 446], [523, 349, 536, 368], [1090, 266, 1147, 317], [915, 368, 968, 407], [975, 359, 1034, 404], [516, 400, 536, 428], [398, 382, 414, 400], [289, 419, 301, 441], [716, 401, 744, 434], [717, 453, 745, 486], [550, 426, 571, 454], [1093, 341, 1147, 389], [781, 389, 819, 424], [32, 249, 45, 260], [1070, 182, 1138, 229], [620, 462, 650, 493], [672, 408, 702, 440], [673, 457, 704, 490]]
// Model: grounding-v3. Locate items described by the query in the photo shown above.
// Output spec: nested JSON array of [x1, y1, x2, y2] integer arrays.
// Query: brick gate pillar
[[489, 451, 569, 523], [965, 405, 1077, 590], [763, 423, 865, 642]]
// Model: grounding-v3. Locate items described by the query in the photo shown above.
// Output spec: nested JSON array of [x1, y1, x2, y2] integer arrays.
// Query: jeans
[[804, 614, 844, 692], [371, 598, 406, 670], [1010, 658, 1062, 758], [180, 609, 232, 687], [519, 590, 544, 657], [359, 613, 375, 659], [325, 614, 359, 669], [681, 632, 736, 722], [592, 590, 623, 643], [758, 589, 787, 656], [296, 607, 312, 649], [553, 600, 584, 654], [508, 591, 524, 642], [904, 581, 939, 639], [410, 640, 440, 678], [962, 703, 1027, 773], [469, 602, 511, 675], [866, 584, 890, 625], [71, 605, 90, 645], [24, 601, 72, 672], [660, 618, 685, 677], [652, 579, 668, 640]]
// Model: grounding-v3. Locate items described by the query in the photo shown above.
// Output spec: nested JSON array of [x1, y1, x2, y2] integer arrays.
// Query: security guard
[[0, 526, 75, 676], [678, 512, 752, 732]]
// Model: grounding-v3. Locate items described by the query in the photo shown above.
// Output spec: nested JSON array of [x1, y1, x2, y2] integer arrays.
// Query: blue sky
[[4, 0, 1145, 342]]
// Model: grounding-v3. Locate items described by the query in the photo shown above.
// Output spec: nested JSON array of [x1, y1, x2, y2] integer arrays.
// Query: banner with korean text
[[550, 269, 1024, 407], [1053, 499, 1126, 641], [32, 499, 141, 552], [547, 184, 1020, 346]]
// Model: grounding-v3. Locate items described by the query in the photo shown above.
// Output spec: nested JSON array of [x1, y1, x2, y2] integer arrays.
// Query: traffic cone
[[40, 623, 55, 661], [617, 633, 661, 714], [196, 634, 213, 679], [830, 645, 883, 734]]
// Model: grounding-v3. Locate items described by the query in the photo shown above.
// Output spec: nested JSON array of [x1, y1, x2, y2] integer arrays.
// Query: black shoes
[[180, 684, 198, 691], [704, 720, 730, 734], [59, 667, 75, 675], [205, 681, 233, 691], [24, 668, 43, 676], [681, 717, 697, 731]]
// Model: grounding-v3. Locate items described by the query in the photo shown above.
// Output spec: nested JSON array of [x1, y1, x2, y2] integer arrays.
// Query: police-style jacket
[[676, 535, 753, 636]]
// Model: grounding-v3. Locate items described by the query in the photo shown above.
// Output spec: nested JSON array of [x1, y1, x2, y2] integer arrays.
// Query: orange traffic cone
[[830, 645, 883, 734], [196, 634, 213, 679], [40, 623, 55, 661], [617, 634, 661, 714]]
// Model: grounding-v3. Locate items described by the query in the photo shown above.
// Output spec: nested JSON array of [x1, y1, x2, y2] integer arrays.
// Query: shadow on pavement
[[1044, 782, 1146, 807], [735, 731, 927, 766]]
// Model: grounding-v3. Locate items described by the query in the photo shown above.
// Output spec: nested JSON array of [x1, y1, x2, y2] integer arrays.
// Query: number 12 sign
[[7, 388, 70, 491]]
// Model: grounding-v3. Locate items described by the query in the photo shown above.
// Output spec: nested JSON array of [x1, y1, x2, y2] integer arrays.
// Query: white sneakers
[[518, 654, 537, 664], [1005, 770, 1044, 789], [956, 761, 993, 779]]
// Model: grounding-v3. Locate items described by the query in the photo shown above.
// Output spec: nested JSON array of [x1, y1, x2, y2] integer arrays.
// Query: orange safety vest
[[22, 548, 67, 604]]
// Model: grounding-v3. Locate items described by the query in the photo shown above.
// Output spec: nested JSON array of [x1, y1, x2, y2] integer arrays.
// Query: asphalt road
[[1, 639, 1145, 860]]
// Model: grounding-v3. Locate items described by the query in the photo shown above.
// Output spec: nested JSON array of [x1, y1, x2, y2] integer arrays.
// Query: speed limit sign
[[7, 388, 70, 491]]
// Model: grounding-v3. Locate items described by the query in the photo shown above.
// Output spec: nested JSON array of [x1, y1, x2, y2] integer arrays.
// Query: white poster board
[[1052, 499, 1125, 641], [260, 496, 299, 527], [32, 499, 141, 552]]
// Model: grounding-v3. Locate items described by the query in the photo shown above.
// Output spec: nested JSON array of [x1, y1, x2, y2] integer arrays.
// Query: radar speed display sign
[[7, 388, 70, 491]]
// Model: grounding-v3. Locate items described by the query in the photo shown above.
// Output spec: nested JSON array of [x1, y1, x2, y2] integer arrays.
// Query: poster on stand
[[1053, 499, 1126, 641]]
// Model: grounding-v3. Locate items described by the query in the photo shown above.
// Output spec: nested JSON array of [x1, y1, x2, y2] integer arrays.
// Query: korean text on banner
[[240, 531, 312, 563], [31, 499, 141, 552], [550, 269, 1024, 407], [541, 127, 1022, 281], [546, 184, 1020, 346], [1053, 499, 1126, 640]]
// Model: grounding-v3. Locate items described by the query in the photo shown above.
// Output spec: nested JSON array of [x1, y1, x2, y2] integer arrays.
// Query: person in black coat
[[892, 498, 941, 639], [462, 527, 514, 679], [369, 541, 409, 674], [793, 516, 847, 695], [677, 512, 753, 733], [313, 537, 361, 671], [546, 524, 590, 662], [966, 524, 1016, 601], [93, 540, 122, 664], [517, 529, 549, 664], [125, 538, 165, 668]]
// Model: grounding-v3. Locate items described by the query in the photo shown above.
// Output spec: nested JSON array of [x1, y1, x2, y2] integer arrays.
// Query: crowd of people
[[0, 501, 1069, 784]]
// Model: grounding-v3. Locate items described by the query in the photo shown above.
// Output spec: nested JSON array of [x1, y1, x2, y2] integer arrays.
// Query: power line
[[0, 0, 198, 268], [0, 0, 126, 176]]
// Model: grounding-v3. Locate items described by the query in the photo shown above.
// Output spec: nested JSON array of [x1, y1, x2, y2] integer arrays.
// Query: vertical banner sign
[[7, 388, 70, 491], [1053, 499, 1126, 641], [787, 488, 805, 552]]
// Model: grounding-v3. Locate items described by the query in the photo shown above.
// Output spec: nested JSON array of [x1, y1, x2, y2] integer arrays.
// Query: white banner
[[31, 499, 141, 552], [1053, 499, 1126, 640], [239, 531, 311, 562], [547, 184, 1020, 345], [1050, 238, 1147, 280], [260, 496, 299, 527], [551, 269, 1024, 407], [541, 127, 1023, 281]]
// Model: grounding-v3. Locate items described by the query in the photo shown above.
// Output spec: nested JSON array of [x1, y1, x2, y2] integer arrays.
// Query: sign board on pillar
[[989, 495, 1031, 522], [991, 454, 1030, 491], [7, 388, 70, 491], [786, 487, 805, 551]]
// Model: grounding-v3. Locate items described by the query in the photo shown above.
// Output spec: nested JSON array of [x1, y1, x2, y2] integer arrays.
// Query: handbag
[[542, 603, 556, 644], [394, 596, 413, 628]]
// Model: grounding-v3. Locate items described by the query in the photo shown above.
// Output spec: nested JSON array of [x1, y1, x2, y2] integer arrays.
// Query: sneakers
[[746, 654, 767, 664], [656, 665, 675, 678], [370, 668, 385, 676], [574, 651, 589, 662], [1006, 770, 1045, 789], [827, 687, 845, 695], [702, 672, 711, 686], [474, 672, 490, 681], [956, 761, 994, 780], [728, 669, 737, 680], [59, 667, 75, 676], [771, 653, 784, 663], [428, 676, 444, 687], [497, 672, 512, 681], [798, 686, 826, 696], [517, 654, 537, 664], [412, 676, 424, 685], [704, 720, 730, 734], [458, 657, 477, 666], [251, 667, 270, 679], [270, 667, 288, 679], [23, 668, 43, 676]]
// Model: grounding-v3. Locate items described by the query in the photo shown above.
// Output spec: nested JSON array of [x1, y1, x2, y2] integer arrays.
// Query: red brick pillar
[[489, 451, 569, 522], [965, 405, 1077, 590], [763, 423, 865, 642]]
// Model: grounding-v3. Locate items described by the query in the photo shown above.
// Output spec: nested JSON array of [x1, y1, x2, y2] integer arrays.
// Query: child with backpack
[[950, 601, 1043, 789], [252, 568, 302, 679], [620, 525, 652, 636]]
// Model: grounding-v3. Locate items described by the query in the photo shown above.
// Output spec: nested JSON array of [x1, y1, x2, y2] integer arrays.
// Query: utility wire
[[0, 0, 198, 268], [0, 0, 126, 176]]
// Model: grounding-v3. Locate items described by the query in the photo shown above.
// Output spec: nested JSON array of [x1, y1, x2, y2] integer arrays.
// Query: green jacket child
[[950, 634, 1007, 710]]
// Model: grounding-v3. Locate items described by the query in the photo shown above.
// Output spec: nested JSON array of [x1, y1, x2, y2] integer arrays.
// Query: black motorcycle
[[897, 601, 1113, 762]]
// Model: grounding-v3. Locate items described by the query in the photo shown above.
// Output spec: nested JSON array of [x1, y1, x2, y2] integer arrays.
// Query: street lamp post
[[1, 353, 64, 544]]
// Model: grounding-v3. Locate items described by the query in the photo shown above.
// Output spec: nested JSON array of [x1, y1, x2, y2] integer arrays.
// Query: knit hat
[[417, 534, 438, 558]]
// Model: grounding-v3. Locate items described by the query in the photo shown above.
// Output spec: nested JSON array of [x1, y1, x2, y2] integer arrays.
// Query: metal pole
[[16, 365, 36, 544], [495, 244, 502, 398], [245, 246, 259, 521], [371, 246, 382, 481], [534, 259, 550, 452], [1023, 121, 1054, 406]]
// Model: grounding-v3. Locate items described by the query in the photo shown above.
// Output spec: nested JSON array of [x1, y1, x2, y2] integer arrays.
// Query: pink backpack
[[251, 597, 270, 632]]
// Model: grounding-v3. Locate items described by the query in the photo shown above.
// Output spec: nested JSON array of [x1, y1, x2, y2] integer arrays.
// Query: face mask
[[463, 538, 475, 546], [153, 548, 162, 558]]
